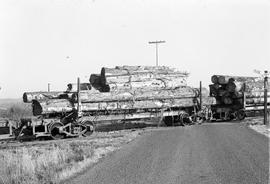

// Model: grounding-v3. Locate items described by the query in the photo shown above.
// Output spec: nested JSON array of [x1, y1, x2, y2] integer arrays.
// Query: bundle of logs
[[24, 66, 216, 116], [90, 66, 189, 92], [209, 75, 269, 109]]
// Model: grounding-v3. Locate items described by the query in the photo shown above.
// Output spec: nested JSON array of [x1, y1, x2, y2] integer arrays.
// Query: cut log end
[[32, 100, 42, 116]]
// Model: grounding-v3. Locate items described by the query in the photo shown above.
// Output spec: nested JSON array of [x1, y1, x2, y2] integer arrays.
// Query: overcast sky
[[0, 0, 269, 98]]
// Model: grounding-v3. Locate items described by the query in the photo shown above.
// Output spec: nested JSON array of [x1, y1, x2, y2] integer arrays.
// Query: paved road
[[68, 123, 269, 184]]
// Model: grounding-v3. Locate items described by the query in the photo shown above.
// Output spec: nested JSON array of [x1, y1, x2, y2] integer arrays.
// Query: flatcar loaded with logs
[[13, 66, 215, 140], [12, 66, 268, 140], [209, 75, 269, 121]]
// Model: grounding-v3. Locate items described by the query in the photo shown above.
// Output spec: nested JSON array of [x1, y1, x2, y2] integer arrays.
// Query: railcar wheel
[[82, 120, 95, 136], [49, 122, 65, 140], [236, 110, 246, 120], [182, 116, 192, 125]]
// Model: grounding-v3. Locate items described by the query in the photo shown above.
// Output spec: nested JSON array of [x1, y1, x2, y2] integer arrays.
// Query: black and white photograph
[[0, 0, 269, 183]]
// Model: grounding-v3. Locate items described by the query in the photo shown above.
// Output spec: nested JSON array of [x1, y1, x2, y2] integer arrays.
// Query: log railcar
[[12, 76, 268, 140], [207, 81, 269, 121], [209, 101, 269, 121], [13, 79, 198, 140]]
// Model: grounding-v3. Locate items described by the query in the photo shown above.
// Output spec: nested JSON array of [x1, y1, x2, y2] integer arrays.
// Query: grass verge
[[0, 130, 142, 184]]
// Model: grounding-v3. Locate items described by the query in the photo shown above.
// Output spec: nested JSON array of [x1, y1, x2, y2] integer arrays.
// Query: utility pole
[[48, 83, 50, 92], [77, 77, 82, 117], [199, 81, 202, 110], [254, 69, 269, 125], [263, 71, 269, 126], [149, 40, 166, 66]]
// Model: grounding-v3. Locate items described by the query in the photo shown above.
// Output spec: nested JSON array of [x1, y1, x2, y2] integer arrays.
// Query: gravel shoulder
[[249, 124, 270, 138], [241, 117, 270, 138]]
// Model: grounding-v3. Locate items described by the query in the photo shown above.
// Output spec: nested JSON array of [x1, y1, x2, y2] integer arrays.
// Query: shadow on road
[[96, 118, 166, 132]]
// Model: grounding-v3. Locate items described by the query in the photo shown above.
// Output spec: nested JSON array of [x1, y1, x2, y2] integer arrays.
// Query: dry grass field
[[0, 99, 32, 121], [0, 129, 143, 184], [0, 99, 155, 184]]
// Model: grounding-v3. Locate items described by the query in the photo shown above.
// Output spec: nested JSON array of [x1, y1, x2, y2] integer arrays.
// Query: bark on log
[[211, 75, 219, 84], [226, 81, 242, 92], [89, 74, 101, 84], [209, 84, 220, 96], [101, 66, 187, 76], [194, 87, 210, 97], [32, 99, 74, 116], [104, 73, 188, 84], [246, 91, 270, 98], [115, 66, 176, 71], [72, 87, 206, 103], [210, 75, 267, 107], [24, 83, 92, 103], [232, 91, 270, 98], [89, 74, 104, 91], [32, 97, 202, 115], [23, 92, 72, 103], [245, 105, 270, 111], [211, 75, 258, 85], [218, 76, 234, 85], [222, 96, 233, 105], [105, 79, 187, 91], [245, 97, 270, 105], [79, 98, 196, 111], [198, 96, 216, 106], [91, 66, 189, 92], [217, 89, 230, 97]]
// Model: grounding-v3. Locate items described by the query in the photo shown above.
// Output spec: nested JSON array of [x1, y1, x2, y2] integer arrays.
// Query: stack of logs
[[90, 66, 189, 92], [25, 66, 216, 116], [209, 75, 269, 110]]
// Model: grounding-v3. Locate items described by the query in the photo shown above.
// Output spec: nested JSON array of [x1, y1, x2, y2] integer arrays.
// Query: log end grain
[[23, 93, 30, 103], [32, 100, 42, 116], [211, 75, 219, 84]]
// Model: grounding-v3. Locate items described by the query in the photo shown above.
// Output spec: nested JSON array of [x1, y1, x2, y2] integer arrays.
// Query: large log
[[222, 96, 233, 105], [226, 81, 242, 92], [32, 97, 201, 115], [32, 99, 74, 116], [210, 75, 267, 106], [89, 74, 104, 91], [79, 98, 197, 112], [232, 90, 270, 98], [23, 83, 92, 103], [217, 89, 230, 97], [23, 91, 71, 103], [106, 79, 187, 91], [209, 84, 220, 96], [72, 87, 209, 103], [246, 91, 270, 98], [211, 75, 258, 85], [91, 66, 189, 92], [245, 97, 270, 105], [227, 80, 264, 93], [104, 73, 188, 84], [101, 66, 187, 76], [211, 75, 219, 84], [199, 96, 217, 106], [245, 105, 270, 111]]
